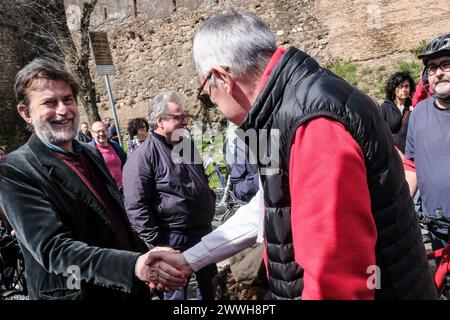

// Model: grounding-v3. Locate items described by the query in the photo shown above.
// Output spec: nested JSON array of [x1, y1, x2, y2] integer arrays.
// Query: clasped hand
[[135, 246, 193, 292]]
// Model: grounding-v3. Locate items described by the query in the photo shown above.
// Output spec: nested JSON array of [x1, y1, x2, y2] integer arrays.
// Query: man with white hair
[[122, 91, 217, 300], [147, 11, 437, 300]]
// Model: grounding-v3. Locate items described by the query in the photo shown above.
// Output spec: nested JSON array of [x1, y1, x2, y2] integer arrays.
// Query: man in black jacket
[[122, 91, 217, 300], [0, 58, 185, 300], [76, 122, 93, 143]]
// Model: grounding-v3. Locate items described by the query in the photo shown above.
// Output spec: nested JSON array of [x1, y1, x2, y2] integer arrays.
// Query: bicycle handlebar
[[418, 209, 450, 297], [417, 208, 450, 229]]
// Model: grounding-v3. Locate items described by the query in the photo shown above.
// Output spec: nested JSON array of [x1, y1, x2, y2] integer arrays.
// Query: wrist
[[134, 254, 144, 281], [181, 253, 194, 274]]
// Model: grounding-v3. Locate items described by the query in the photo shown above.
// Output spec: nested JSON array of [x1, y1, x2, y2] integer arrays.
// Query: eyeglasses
[[427, 60, 450, 76], [196, 71, 216, 109], [92, 129, 107, 134], [165, 113, 188, 121]]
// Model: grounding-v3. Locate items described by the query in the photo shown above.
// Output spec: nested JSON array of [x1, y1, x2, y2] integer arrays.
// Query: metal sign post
[[88, 31, 123, 148], [103, 75, 122, 147]]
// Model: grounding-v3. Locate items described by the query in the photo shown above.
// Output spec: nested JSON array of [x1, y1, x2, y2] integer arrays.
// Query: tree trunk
[[132, 0, 138, 18], [18, 0, 101, 125], [76, 0, 101, 124]]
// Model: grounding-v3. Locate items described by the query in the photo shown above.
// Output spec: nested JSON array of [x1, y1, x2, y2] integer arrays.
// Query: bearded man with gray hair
[[0, 59, 186, 300], [147, 11, 437, 300], [404, 34, 450, 258]]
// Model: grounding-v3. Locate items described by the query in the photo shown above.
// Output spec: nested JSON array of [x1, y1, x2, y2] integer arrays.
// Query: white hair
[[148, 91, 185, 129], [193, 11, 277, 82]]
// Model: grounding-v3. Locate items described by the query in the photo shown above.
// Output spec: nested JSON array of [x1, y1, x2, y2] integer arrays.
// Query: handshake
[[135, 247, 193, 291]]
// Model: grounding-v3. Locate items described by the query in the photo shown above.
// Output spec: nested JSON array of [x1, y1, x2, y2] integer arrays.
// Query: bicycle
[[0, 226, 27, 299], [418, 208, 450, 298], [203, 144, 245, 224], [204, 143, 227, 188]]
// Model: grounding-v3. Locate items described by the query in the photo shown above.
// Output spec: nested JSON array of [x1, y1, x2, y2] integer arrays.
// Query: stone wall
[[315, 0, 450, 63], [74, 0, 447, 138], [71, 0, 331, 133], [69, 0, 450, 137], [3, 0, 450, 149]]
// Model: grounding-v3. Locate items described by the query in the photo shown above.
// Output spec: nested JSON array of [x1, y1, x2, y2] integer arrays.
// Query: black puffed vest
[[240, 47, 438, 300]]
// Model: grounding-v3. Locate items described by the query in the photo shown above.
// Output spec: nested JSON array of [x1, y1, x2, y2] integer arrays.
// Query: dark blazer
[[0, 134, 149, 300], [122, 133, 215, 247], [76, 131, 93, 143]]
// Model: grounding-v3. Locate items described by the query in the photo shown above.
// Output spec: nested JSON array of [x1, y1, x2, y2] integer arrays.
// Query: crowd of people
[[1, 10, 450, 300]]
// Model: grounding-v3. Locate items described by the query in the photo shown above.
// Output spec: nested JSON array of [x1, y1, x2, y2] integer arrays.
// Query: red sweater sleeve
[[289, 118, 377, 300]]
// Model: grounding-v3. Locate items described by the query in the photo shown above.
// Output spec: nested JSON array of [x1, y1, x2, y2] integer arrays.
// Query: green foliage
[[397, 60, 423, 81], [410, 39, 428, 57], [360, 86, 369, 94], [360, 67, 372, 76], [375, 82, 386, 99], [200, 131, 227, 190], [325, 58, 358, 85], [204, 163, 227, 190]]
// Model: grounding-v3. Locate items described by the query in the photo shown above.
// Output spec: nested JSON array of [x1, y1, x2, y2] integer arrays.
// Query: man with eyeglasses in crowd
[[122, 91, 217, 300], [404, 34, 450, 251], [89, 121, 127, 189]]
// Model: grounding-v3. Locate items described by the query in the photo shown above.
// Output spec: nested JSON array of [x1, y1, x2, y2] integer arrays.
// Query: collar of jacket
[[43, 139, 83, 156], [386, 98, 413, 115], [151, 130, 174, 149], [29, 134, 84, 167], [27, 134, 124, 227], [240, 47, 319, 133]]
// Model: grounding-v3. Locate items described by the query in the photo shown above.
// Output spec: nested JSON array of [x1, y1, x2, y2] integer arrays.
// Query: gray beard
[[435, 92, 450, 102], [34, 116, 79, 146], [433, 86, 450, 102]]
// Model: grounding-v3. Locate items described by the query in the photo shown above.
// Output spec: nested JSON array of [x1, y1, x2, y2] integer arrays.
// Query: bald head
[[91, 121, 108, 146]]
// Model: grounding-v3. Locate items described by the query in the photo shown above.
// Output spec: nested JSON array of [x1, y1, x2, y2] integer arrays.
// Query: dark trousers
[[159, 228, 217, 300]]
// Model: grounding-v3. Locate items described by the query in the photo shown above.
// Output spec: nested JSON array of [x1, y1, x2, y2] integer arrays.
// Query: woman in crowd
[[126, 117, 149, 156], [379, 71, 416, 157]]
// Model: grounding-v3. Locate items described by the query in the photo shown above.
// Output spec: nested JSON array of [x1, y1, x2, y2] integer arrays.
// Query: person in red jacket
[[412, 77, 432, 107]]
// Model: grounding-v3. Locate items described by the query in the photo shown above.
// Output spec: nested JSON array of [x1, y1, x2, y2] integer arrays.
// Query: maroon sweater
[[54, 150, 133, 251]]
